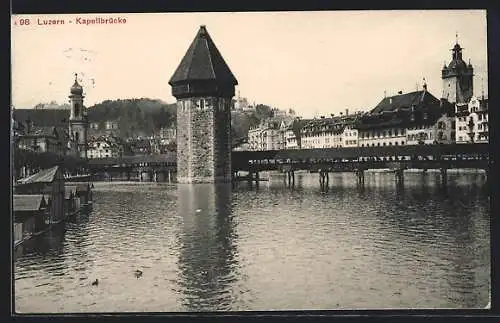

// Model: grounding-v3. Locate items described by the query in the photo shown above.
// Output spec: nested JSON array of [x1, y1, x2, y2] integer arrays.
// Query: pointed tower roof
[[169, 25, 237, 85], [169, 25, 238, 98]]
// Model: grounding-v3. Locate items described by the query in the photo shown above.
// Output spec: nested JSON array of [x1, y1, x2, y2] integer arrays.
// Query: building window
[[401, 141, 404, 145]]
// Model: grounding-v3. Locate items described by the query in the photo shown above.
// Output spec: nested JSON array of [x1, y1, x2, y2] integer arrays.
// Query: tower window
[[74, 103, 80, 117], [75, 132, 79, 142]]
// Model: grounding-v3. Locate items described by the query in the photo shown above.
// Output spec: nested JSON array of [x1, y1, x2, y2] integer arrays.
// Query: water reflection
[[176, 184, 240, 311], [14, 173, 490, 312]]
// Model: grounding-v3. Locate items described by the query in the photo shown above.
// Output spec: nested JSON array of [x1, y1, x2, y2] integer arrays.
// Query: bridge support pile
[[319, 169, 329, 192], [285, 170, 295, 187], [355, 169, 365, 186], [394, 169, 404, 187], [440, 168, 448, 186]]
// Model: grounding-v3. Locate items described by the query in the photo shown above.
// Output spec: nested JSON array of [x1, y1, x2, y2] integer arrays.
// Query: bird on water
[[92, 279, 99, 286], [134, 270, 143, 278]]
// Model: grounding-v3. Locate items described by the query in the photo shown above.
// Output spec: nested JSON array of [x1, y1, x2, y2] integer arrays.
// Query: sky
[[11, 10, 488, 118]]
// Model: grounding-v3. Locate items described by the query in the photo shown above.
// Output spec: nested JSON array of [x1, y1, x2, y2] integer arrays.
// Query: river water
[[13, 171, 490, 312]]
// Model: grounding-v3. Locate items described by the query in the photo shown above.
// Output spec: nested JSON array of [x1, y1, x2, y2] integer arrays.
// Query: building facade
[[169, 25, 238, 183], [87, 136, 124, 159], [456, 96, 489, 143], [300, 114, 358, 149], [16, 125, 68, 155], [284, 126, 299, 150], [356, 85, 449, 147]]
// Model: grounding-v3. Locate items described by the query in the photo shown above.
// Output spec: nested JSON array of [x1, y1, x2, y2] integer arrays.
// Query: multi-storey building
[[456, 96, 488, 143], [356, 84, 455, 147], [16, 126, 69, 155], [247, 121, 282, 151], [301, 113, 359, 149], [87, 135, 124, 159], [284, 124, 299, 150]]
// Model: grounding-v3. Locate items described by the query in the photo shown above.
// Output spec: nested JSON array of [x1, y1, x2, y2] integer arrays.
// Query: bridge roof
[[88, 153, 176, 166], [87, 143, 488, 166], [274, 143, 488, 160]]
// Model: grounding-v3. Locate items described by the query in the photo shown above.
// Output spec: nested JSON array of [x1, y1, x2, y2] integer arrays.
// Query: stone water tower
[[169, 25, 238, 183]]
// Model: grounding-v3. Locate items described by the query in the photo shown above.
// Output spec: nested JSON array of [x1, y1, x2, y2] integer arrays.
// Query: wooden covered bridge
[[86, 143, 489, 185]]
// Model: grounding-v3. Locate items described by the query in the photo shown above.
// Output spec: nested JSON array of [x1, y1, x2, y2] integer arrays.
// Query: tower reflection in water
[[176, 183, 240, 311]]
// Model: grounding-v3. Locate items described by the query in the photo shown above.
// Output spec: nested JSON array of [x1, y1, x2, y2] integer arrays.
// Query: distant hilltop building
[[169, 25, 238, 183]]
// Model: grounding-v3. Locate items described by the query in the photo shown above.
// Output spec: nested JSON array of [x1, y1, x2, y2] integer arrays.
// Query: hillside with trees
[[86, 98, 177, 138], [231, 104, 278, 139], [26, 98, 285, 141]]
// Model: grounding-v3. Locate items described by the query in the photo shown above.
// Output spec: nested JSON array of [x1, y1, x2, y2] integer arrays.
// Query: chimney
[[345, 108, 349, 116]]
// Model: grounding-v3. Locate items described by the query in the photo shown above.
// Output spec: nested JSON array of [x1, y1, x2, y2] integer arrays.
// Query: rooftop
[[371, 90, 440, 114], [13, 109, 70, 128], [17, 165, 60, 185]]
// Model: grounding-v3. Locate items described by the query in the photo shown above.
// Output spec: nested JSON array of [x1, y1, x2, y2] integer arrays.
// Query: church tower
[[169, 25, 238, 183], [441, 36, 474, 104], [68, 73, 88, 158]]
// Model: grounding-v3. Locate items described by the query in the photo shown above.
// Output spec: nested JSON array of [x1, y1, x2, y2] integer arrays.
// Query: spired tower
[[169, 25, 238, 183], [68, 73, 88, 158], [441, 37, 474, 104]]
